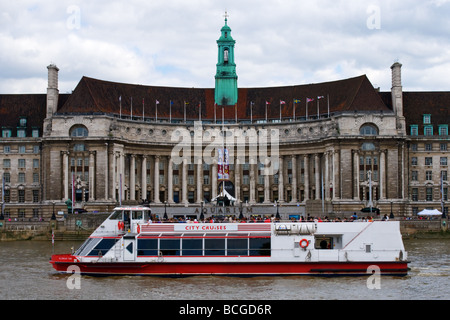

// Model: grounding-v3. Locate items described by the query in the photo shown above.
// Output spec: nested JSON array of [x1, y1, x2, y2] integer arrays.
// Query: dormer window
[[19, 117, 27, 127], [423, 114, 431, 124], [224, 49, 229, 62]]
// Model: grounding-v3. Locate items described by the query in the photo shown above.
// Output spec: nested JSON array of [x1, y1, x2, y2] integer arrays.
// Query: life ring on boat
[[299, 239, 309, 249], [137, 224, 140, 233], [118, 221, 124, 230]]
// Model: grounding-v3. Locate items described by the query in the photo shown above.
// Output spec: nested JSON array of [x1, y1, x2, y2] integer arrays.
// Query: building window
[[33, 173, 39, 183], [441, 143, 448, 151], [441, 157, 448, 166], [73, 144, 86, 152], [410, 125, 418, 136], [441, 171, 448, 181], [411, 157, 418, 166], [2, 129, 12, 137], [32, 129, 39, 137], [438, 125, 448, 136], [424, 125, 433, 136], [425, 143, 433, 151], [425, 171, 433, 180], [411, 171, 418, 181], [411, 144, 418, 151], [4, 172, 10, 183], [19, 146, 26, 153], [18, 159, 26, 168], [3, 146, 10, 153], [17, 129, 26, 137], [19, 117, 27, 127], [361, 142, 376, 151], [33, 159, 39, 168], [18, 190, 25, 203], [423, 114, 431, 124], [70, 125, 89, 137], [425, 157, 433, 166], [360, 124, 378, 135], [3, 159, 10, 169], [33, 190, 39, 203], [426, 187, 433, 201], [18, 172, 26, 183]]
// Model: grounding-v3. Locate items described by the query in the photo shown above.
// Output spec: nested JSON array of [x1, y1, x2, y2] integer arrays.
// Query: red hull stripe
[[50, 258, 408, 276]]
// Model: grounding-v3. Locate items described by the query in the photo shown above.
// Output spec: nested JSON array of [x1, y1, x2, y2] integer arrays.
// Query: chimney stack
[[390, 62, 403, 118], [46, 64, 59, 118]]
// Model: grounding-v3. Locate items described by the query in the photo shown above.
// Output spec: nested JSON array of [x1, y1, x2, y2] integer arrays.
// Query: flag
[[156, 100, 160, 104], [294, 99, 301, 103], [280, 100, 286, 104], [317, 96, 324, 99], [307, 98, 314, 103], [266, 101, 270, 105]]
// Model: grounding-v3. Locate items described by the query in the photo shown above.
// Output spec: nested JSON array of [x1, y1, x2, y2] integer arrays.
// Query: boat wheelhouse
[[50, 206, 409, 276]]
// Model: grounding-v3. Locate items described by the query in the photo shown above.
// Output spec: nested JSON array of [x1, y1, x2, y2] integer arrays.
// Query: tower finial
[[224, 11, 229, 24]]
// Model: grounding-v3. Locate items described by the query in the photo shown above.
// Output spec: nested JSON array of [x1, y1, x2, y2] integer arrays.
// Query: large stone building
[[0, 18, 448, 220]]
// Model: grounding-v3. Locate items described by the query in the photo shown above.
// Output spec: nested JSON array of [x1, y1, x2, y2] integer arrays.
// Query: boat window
[[227, 233, 248, 238], [249, 238, 271, 256], [204, 238, 225, 256], [205, 233, 227, 237], [109, 210, 123, 220], [87, 238, 119, 256], [227, 238, 248, 256], [160, 239, 180, 256], [315, 237, 333, 249], [132, 210, 143, 220], [182, 239, 203, 256], [137, 239, 158, 256]]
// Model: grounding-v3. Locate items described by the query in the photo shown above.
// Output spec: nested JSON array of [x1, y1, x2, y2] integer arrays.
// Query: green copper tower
[[215, 12, 238, 106]]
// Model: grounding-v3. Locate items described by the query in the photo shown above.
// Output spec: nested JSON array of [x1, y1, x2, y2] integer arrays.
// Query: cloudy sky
[[1, 0, 449, 94]]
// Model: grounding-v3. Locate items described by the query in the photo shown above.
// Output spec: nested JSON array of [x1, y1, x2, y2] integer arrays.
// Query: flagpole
[[184, 101, 186, 123], [199, 102, 202, 121], [155, 100, 159, 122], [169, 100, 172, 123], [265, 101, 268, 122], [327, 94, 330, 117], [235, 103, 237, 123], [279, 100, 282, 121], [293, 99, 295, 121], [214, 103, 217, 124], [131, 97, 133, 120], [142, 98, 145, 121], [119, 96, 122, 119], [317, 98, 319, 119], [306, 100, 308, 120]]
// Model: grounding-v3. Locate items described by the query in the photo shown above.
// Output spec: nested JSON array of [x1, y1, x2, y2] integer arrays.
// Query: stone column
[[249, 163, 256, 204], [291, 155, 297, 203], [263, 159, 270, 203], [129, 154, 136, 201], [304, 155, 309, 202], [154, 155, 160, 203], [353, 150, 360, 200], [89, 151, 96, 201], [62, 151, 69, 201], [196, 158, 202, 203], [141, 156, 147, 201], [110, 151, 116, 201], [235, 158, 241, 203], [379, 150, 386, 200], [167, 157, 174, 204], [325, 151, 330, 201], [212, 159, 218, 200], [315, 154, 320, 200], [278, 156, 284, 202], [182, 158, 188, 204]]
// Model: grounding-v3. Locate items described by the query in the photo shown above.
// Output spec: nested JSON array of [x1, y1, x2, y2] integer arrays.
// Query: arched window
[[361, 142, 376, 151], [360, 124, 378, 136], [70, 125, 88, 137]]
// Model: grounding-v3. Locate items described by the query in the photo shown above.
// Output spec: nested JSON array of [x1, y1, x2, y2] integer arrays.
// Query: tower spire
[[215, 12, 238, 106]]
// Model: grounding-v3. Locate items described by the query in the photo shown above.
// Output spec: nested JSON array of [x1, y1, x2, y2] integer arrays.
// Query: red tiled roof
[[57, 75, 391, 120]]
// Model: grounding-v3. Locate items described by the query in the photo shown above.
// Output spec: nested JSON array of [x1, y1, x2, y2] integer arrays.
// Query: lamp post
[[164, 201, 168, 220], [51, 201, 56, 220]]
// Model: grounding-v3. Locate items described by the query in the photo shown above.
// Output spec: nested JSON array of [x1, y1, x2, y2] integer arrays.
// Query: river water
[[0, 238, 448, 301]]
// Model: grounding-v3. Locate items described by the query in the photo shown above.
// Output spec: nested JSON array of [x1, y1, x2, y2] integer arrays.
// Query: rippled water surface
[[0, 238, 448, 300]]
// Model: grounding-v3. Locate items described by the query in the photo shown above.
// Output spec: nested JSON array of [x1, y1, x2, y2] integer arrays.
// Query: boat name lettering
[[174, 224, 238, 232]]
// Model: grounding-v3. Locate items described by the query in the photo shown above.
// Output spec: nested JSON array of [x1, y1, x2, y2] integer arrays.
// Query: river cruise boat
[[50, 206, 409, 276]]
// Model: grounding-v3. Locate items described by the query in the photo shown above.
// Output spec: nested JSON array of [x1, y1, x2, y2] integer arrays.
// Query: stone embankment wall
[[0, 214, 448, 240]]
